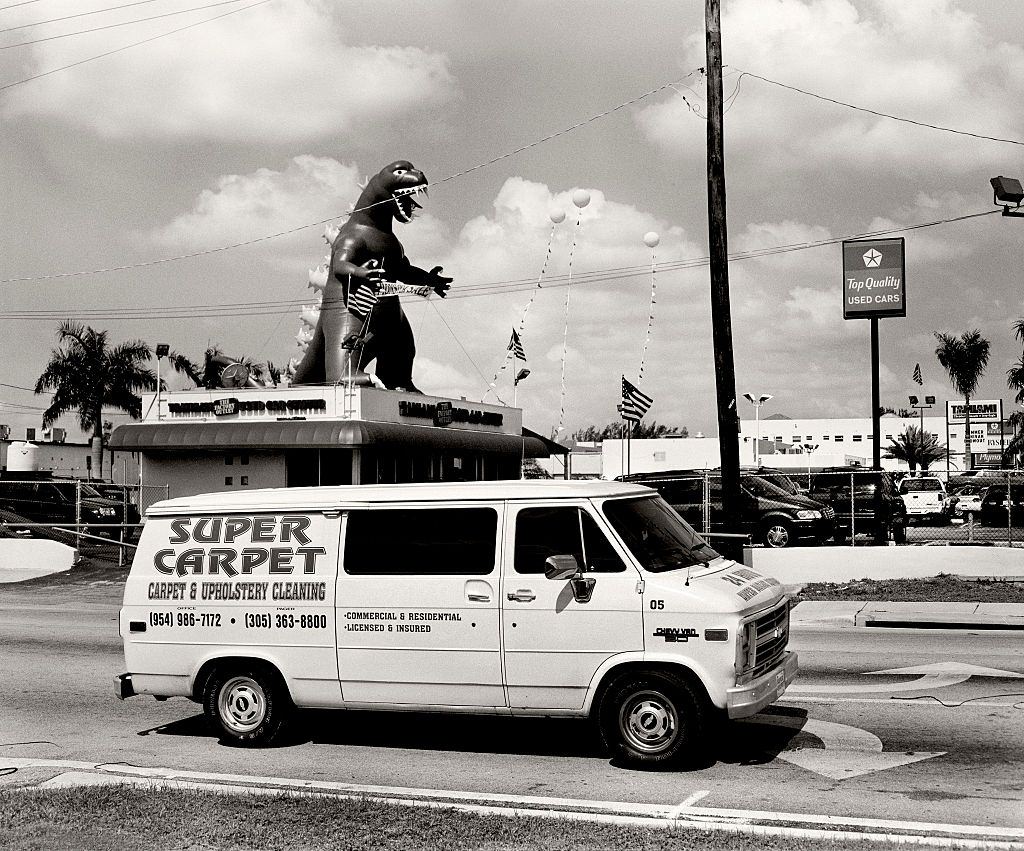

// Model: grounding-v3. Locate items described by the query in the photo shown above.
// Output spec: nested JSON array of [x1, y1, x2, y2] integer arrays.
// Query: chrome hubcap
[[766, 525, 789, 547], [218, 676, 266, 734], [620, 690, 678, 754]]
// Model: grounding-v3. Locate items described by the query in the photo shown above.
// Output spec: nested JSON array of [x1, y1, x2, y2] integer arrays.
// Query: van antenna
[[685, 562, 691, 587]]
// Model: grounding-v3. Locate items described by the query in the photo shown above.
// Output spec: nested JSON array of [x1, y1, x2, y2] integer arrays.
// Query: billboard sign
[[842, 237, 906, 320], [946, 399, 1002, 425]]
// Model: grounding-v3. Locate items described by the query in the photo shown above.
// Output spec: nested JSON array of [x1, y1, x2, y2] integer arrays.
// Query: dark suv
[[0, 478, 130, 539], [617, 469, 836, 547], [978, 483, 1024, 526], [807, 467, 907, 544]]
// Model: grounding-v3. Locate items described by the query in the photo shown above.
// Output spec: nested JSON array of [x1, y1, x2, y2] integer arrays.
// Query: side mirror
[[544, 554, 579, 581], [544, 555, 596, 603]]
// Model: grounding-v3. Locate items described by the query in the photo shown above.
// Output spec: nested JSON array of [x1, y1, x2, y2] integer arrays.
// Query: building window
[[885, 434, 893, 440], [774, 436, 783, 442], [225, 456, 233, 466], [225, 476, 233, 486], [834, 436, 844, 442], [822, 435, 829, 441], [240, 454, 249, 466], [852, 435, 862, 442], [240, 476, 249, 486]]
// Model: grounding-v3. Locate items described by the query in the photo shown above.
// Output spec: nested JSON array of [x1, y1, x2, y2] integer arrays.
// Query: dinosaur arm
[[331, 234, 385, 284], [389, 257, 452, 297]]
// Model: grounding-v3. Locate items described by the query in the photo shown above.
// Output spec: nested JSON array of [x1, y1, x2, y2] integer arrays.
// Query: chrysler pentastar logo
[[862, 248, 882, 267]]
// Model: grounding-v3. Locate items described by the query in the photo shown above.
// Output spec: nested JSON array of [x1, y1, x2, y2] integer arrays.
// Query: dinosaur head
[[360, 160, 429, 226]]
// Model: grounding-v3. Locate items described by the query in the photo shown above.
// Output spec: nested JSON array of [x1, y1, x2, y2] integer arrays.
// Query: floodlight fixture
[[925, 395, 935, 405], [909, 395, 919, 406], [990, 176, 1024, 217], [743, 392, 772, 405], [742, 392, 773, 465], [155, 343, 170, 358]]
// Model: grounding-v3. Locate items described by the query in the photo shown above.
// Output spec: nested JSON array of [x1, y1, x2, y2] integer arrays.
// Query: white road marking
[[789, 663, 1024, 695], [671, 790, 711, 819], [740, 717, 945, 779], [4, 757, 1024, 848], [781, 695, 1024, 708]]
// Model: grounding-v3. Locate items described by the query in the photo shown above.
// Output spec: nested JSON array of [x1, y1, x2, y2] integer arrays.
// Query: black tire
[[762, 519, 794, 548], [203, 665, 291, 746], [598, 671, 706, 767]]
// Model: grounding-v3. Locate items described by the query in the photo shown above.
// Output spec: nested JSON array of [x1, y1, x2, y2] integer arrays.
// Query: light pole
[[155, 344, 169, 421], [908, 394, 935, 435], [743, 393, 773, 466]]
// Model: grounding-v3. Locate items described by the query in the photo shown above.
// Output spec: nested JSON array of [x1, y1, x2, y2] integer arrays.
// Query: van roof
[[146, 479, 654, 516]]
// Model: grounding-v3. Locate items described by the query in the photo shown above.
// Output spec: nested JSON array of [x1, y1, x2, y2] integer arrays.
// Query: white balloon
[[643, 231, 660, 248], [549, 208, 566, 224], [572, 189, 591, 208]]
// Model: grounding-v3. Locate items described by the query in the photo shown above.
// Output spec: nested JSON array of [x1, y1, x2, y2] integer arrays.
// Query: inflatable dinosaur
[[291, 160, 451, 391]]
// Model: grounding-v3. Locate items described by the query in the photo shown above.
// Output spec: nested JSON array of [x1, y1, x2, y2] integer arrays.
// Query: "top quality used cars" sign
[[842, 237, 906, 320]]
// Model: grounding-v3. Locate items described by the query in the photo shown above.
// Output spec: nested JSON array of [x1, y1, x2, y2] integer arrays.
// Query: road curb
[[792, 600, 1024, 630]]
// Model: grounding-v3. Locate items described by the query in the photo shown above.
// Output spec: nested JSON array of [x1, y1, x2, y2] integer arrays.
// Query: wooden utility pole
[[705, 0, 742, 556]]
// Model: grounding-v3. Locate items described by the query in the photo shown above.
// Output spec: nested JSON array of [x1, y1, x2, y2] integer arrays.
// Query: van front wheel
[[203, 666, 290, 746], [599, 672, 705, 767]]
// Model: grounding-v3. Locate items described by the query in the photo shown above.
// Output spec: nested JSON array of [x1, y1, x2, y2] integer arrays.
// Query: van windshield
[[601, 495, 721, 573]]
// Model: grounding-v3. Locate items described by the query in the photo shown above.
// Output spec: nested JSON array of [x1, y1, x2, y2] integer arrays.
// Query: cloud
[[1, 1, 455, 142], [637, 0, 1024, 175]]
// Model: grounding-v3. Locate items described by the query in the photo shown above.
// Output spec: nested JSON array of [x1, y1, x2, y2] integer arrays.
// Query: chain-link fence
[[618, 468, 1024, 549], [0, 479, 169, 563]]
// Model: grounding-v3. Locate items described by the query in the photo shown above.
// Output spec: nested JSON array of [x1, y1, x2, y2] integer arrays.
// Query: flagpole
[[512, 348, 518, 410]]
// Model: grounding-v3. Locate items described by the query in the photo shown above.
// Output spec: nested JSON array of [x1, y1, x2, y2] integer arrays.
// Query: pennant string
[[556, 209, 583, 434], [638, 245, 657, 382]]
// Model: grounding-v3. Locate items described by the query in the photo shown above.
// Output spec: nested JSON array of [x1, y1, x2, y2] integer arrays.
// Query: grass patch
[[0, 555, 128, 591], [0, 785, 923, 851], [796, 574, 1024, 603]]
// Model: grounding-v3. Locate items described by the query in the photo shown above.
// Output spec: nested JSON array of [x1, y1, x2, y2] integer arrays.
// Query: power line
[[0, 380, 37, 392], [0, 208, 1000, 322], [0, 0, 251, 50], [0, 0, 43, 11], [0, 0, 271, 93], [736, 69, 1024, 147], [0, 69, 701, 284], [0, 0, 164, 34]]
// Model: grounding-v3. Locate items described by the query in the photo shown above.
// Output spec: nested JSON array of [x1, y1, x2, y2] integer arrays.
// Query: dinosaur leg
[[322, 301, 372, 385], [368, 299, 420, 393]]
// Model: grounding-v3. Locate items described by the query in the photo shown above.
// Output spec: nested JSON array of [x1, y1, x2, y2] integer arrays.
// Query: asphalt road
[[1, 581, 1022, 836]]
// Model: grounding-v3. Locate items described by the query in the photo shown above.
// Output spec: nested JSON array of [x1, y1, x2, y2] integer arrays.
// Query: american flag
[[508, 329, 526, 361], [347, 281, 378, 319], [912, 363, 923, 385], [619, 376, 653, 422]]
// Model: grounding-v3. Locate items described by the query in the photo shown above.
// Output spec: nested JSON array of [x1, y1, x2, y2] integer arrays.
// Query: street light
[[990, 176, 1024, 218], [742, 392, 773, 465], [155, 343, 170, 421], [908, 394, 935, 433]]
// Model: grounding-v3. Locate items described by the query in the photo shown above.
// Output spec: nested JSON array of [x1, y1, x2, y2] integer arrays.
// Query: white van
[[117, 480, 796, 766]]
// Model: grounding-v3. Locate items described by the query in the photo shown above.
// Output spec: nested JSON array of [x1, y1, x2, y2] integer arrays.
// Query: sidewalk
[[792, 600, 1024, 630]]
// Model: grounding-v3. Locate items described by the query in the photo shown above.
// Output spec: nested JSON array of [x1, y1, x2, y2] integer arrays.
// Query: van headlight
[[738, 622, 756, 672], [795, 509, 821, 520]]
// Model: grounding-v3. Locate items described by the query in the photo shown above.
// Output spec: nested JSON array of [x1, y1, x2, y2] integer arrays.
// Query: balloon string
[[482, 221, 557, 402], [638, 247, 657, 382], [556, 210, 583, 434]]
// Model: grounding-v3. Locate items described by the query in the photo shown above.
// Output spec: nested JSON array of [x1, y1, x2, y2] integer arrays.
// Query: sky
[[2, 0, 1024, 444]]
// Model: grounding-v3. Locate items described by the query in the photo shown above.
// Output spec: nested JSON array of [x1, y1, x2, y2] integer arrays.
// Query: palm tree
[[1005, 320, 1024, 466], [34, 322, 155, 479], [935, 329, 991, 471], [884, 426, 945, 472]]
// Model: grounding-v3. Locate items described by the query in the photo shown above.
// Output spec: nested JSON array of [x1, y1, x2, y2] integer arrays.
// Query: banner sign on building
[[842, 237, 906, 320], [946, 399, 1002, 425]]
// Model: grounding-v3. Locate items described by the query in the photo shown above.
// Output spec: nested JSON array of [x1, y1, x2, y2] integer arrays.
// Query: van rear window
[[343, 508, 497, 575]]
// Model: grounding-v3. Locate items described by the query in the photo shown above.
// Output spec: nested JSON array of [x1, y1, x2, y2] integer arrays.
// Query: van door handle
[[507, 590, 536, 602], [467, 593, 490, 603]]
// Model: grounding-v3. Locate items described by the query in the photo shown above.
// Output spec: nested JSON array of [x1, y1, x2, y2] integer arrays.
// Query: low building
[[109, 385, 558, 499]]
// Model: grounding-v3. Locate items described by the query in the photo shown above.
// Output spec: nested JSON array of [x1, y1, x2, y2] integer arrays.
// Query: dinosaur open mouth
[[392, 186, 426, 223]]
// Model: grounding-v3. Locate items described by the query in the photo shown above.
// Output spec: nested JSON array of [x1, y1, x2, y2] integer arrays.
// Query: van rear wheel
[[203, 666, 290, 746], [598, 672, 705, 767]]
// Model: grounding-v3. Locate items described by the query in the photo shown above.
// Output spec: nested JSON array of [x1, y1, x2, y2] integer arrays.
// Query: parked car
[[979, 484, 1024, 527], [897, 476, 952, 525], [807, 468, 907, 544], [0, 477, 131, 539], [951, 484, 987, 520], [617, 469, 835, 548]]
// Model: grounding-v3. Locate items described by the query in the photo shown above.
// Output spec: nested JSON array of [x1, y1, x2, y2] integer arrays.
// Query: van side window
[[514, 507, 625, 574], [343, 508, 497, 576]]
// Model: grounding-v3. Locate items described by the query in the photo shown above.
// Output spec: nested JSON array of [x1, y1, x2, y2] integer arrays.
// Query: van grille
[[749, 602, 789, 679]]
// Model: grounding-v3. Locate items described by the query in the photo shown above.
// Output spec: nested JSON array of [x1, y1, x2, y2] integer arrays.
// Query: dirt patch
[[796, 574, 1024, 603]]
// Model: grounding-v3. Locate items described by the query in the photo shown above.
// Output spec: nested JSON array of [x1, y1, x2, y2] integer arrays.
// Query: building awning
[[110, 419, 551, 457], [523, 427, 569, 457]]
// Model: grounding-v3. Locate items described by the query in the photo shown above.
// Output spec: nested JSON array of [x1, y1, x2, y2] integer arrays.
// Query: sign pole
[[871, 317, 881, 469]]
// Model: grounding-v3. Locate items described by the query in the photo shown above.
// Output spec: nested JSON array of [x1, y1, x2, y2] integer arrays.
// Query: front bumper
[[726, 651, 798, 719], [791, 517, 835, 542], [114, 673, 135, 700]]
